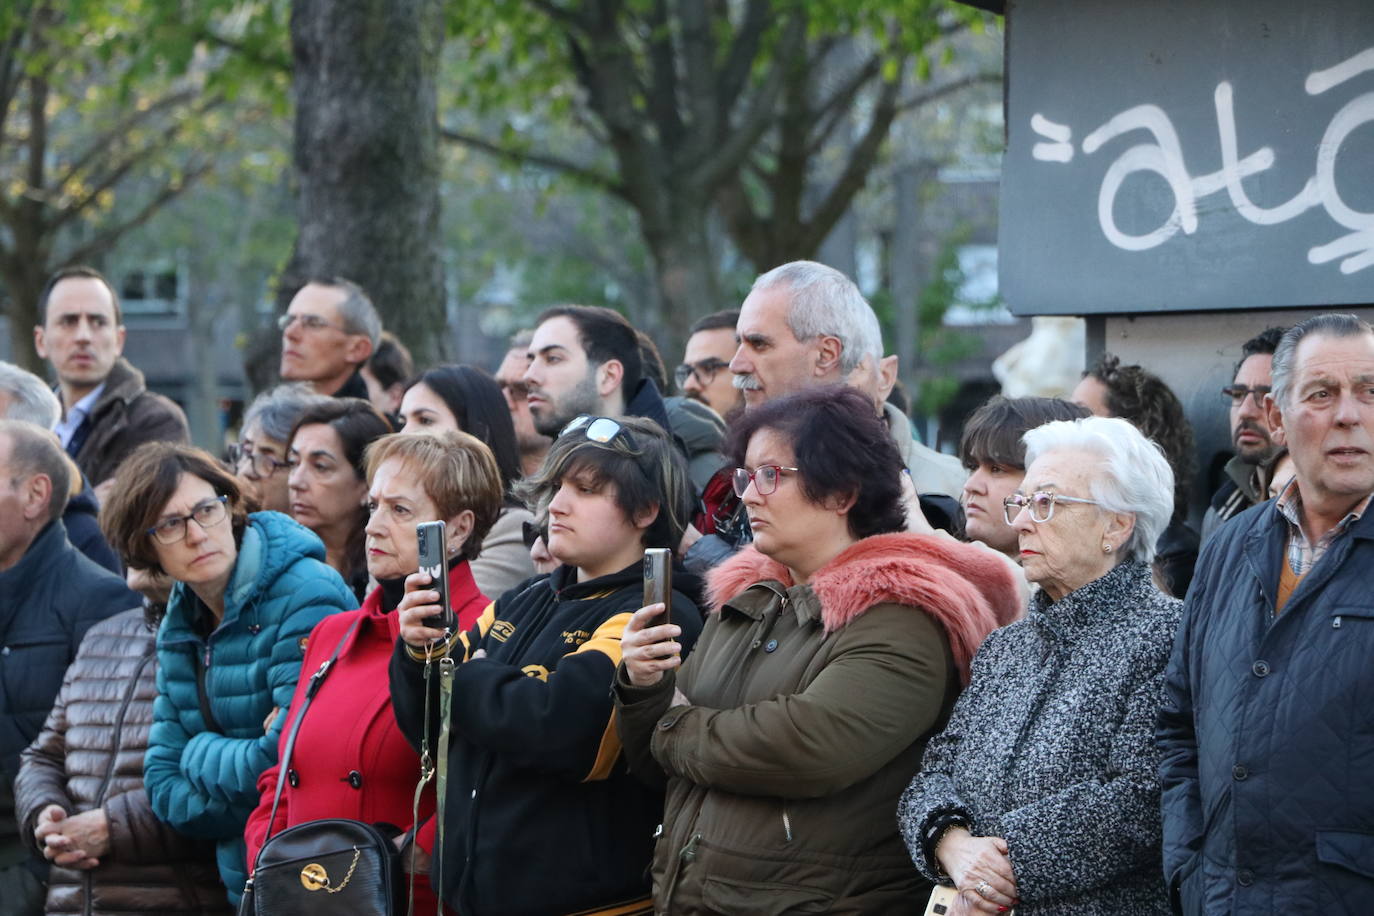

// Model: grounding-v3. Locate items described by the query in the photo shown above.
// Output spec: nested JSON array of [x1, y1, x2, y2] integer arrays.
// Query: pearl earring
[[1102, 543, 1113, 554]]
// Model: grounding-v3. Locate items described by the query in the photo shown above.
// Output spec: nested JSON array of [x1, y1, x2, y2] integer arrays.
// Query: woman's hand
[[397, 571, 449, 649], [621, 604, 683, 687], [936, 827, 1019, 913], [38, 808, 109, 870], [393, 833, 432, 875]]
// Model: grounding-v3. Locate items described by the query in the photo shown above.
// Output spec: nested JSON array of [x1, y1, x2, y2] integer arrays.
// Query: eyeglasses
[[674, 357, 730, 390], [732, 465, 800, 498], [1002, 490, 1100, 525], [559, 415, 639, 450], [228, 444, 290, 478], [147, 495, 229, 545], [1221, 384, 1272, 407], [277, 313, 346, 334]]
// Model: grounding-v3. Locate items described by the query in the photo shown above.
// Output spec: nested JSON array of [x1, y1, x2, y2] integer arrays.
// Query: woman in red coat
[[244, 429, 503, 909]]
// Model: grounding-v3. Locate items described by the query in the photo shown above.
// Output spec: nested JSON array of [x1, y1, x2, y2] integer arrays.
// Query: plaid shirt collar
[[1273, 478, 1372, 576]]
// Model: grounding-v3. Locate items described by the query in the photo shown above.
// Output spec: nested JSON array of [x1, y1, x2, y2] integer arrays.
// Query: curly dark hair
[[724, 385, 906, 540], [1085, 353, 1195, 522]]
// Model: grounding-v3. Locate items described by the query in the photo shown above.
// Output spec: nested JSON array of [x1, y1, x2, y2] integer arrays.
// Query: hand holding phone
[[642, 548, 672, 629], [416, 521, 454, 632]]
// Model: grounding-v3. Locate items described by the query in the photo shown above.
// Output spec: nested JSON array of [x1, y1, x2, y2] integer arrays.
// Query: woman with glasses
[[389, 415, 704, 916], [231, 384, 330, 513], [244, 430, 502, 913], [899, 416, 1180, 915], [397, 365, 537, 598], [286, 398, 393, 600], [614, 386, 1019, 913], [99, 443, 355, 905]]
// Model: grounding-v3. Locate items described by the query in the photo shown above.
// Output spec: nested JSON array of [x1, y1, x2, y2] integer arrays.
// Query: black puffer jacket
[[1159, 501, 1374, 914], [0, 521, 135, 878], [390, 562, 703, 916], [15, 609, 229, 915]]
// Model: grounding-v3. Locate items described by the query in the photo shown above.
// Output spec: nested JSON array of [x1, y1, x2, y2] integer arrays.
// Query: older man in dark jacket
[[1158, 314, 1374, 915], [0, 421, 135, 915]]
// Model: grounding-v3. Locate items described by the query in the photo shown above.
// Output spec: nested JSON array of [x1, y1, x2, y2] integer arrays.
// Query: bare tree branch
[[645, 0, 684, 149], [716, 0, 770, 110], [806, 54, 883, 156], [441, 125, 627, 197], [198, 28, 291, 73], [685, 14, 804, 194], [50, 94, 223, 233], [896, 70, 1000, 112], [53, 87, 199, 189], [59, 159, 213, 266], [0, 0, 39, 143]]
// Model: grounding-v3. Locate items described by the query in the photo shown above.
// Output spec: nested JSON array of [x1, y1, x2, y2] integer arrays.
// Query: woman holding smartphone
[[243, 430, 502, 911], [614, 387, 1020, 913], [390, 415, 703, 916]]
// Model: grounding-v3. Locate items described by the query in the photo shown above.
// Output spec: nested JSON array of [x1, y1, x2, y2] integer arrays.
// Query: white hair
[[0, 361, 61, 428], [751, 260, 882, 374], [1022, 415, 1174, 564]]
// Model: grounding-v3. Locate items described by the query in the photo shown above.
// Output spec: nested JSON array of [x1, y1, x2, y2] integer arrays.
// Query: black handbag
[[238, 620, 402, 915]]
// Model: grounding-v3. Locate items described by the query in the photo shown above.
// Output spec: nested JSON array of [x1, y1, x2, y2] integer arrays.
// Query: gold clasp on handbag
[[299, 848, 361, 893]]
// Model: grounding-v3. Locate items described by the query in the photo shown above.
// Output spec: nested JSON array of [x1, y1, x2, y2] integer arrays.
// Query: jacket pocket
[[700, 876, 834, 915], [1315, 830, 1374, 914]]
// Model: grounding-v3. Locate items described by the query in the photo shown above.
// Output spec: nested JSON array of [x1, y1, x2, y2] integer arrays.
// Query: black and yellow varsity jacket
[[389, 561, 703, 916]]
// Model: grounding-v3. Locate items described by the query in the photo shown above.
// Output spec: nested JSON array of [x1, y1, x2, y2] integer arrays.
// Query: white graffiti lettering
[[1030, 46, 1374, 274]]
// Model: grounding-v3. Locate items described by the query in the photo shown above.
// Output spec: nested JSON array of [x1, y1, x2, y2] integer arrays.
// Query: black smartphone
[[642, 548, 672, 629], [416, 520, 454, 632]]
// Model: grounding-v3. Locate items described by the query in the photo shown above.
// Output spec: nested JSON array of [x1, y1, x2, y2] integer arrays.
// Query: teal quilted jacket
[[144, 511, 355, 904]]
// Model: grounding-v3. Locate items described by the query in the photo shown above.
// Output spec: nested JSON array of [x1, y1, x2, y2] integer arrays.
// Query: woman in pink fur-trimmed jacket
[[614, 386, 1020, 915]]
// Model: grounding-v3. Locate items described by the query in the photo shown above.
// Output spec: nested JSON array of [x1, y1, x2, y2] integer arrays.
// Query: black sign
[[1000, 0, 1374, 314]]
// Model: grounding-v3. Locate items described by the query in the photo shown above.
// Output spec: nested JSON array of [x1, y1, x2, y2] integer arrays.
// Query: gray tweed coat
[[898, 561, 1179, 915]]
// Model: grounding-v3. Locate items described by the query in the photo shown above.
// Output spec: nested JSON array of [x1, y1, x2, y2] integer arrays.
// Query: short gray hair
[[1271, 313, 1374, 409], [1023, 415, 1174, 565], [242, 384, 331, 444], [751, 260, 882, 374], [314, 277, 381, 348], [0, 419, 71, 522], [0, 362, 60, 428]]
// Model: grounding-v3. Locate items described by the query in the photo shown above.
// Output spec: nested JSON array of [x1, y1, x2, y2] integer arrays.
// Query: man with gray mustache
[[684, 261, 966, 571], [1202, 326, 1289, 543]]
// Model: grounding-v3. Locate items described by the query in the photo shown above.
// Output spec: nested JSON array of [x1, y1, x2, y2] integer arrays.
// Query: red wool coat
[[243, 561, 489, 908]]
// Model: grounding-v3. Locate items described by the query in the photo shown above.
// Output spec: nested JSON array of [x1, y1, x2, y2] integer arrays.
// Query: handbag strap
[[432, 655, 455, 915], [259, 618, 362, 851]]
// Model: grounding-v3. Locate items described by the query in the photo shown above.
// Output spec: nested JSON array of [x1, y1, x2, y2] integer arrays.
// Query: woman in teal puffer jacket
[[100, 443, 355, 905]]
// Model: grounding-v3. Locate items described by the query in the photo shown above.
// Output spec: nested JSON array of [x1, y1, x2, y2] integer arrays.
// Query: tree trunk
[[283, 0, 446, 367], [643, 205, 720, 358]]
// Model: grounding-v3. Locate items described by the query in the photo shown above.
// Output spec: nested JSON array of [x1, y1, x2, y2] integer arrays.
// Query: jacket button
[[1232, 765, 1248, 781], [347, 770, 363, 789], [750, 639, 762, 649], [764, 639, 778, 653], [287, 769, 299, 788], [1252, 660, 1270, 677], [1237, 868, 1254, 887]]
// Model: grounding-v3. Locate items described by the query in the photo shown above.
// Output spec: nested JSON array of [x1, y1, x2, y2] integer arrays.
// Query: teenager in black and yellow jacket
[[390, 415, 702, 916]]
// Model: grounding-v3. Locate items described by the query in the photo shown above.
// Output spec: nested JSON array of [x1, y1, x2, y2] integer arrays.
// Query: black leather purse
[[238, 621, 402, 916]]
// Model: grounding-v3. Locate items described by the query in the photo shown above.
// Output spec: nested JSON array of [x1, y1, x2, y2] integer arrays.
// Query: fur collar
[[706, 532, 1020, 683]]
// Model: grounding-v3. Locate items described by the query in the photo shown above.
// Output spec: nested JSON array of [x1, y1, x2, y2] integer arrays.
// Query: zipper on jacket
[[94, 649, 155, 806], [781, 806, 793, 844]]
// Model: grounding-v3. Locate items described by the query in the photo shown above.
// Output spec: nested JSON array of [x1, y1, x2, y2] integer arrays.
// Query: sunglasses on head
[[559, 415, 639, 450]]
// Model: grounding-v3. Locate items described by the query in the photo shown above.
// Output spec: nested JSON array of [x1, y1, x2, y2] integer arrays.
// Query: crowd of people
[[0, 260, 1369, 915]]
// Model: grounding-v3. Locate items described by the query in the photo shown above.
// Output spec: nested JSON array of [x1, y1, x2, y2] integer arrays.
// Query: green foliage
[[910, 228, 998, 416]]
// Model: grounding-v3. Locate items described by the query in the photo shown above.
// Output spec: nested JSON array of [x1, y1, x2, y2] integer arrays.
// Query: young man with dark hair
[[522, 305, 671, 437], [360, 330, 413, 416], [1201, 325, 1289, 542], [33, 266, 189, 505]]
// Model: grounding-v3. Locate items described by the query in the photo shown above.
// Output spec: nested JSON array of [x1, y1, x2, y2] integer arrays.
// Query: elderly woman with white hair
[[898, 416, 1180, 916]]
